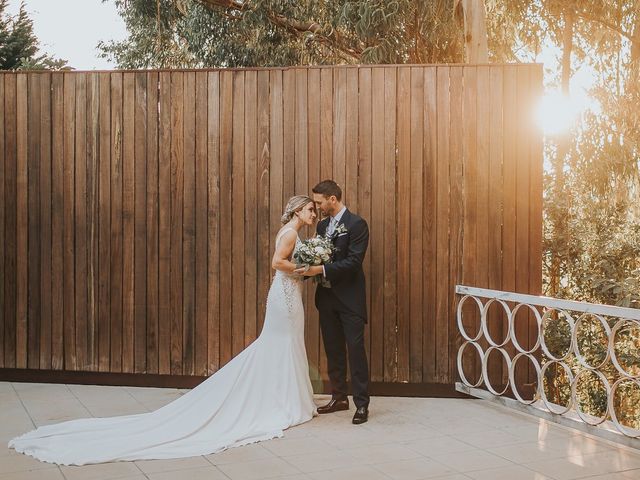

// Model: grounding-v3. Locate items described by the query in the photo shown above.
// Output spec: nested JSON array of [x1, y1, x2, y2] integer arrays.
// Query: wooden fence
[[0, 65, 542, 393]]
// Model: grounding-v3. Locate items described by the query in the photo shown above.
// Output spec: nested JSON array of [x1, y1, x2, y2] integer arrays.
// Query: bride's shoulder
[[275, 227, 298, 243]]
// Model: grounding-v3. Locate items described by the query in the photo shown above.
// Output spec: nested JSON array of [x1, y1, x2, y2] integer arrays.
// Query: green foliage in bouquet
[[293, 235, 336, 287]]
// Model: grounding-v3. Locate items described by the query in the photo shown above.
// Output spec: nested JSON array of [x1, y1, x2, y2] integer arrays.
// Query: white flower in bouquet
[[293, 235, 336, 267]]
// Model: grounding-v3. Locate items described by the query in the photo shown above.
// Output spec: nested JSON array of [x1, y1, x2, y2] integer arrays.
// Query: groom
[[294, 180, 370, 425]]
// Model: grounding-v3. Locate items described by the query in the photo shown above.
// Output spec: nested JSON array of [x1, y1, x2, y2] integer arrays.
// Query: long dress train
[[8, 229, 316, 465]]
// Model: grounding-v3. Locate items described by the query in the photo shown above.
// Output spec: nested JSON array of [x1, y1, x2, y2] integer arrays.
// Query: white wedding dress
[[9, 228, 317, 465]]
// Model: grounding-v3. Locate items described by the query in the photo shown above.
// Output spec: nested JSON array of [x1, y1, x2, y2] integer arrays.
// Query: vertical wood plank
[[409, 67, 424, 383], [218, 71, 233, 367], [231, 71, 245, 358], [396, 66, 411, 382], [529, 65, 544, 297], [501, 66, 517, 347], [50, 73, 64, 370], [74, 73, 88, 370], [333, 68, 346, 189], [448, 67, 464, 380], [383, 67, 397, 382], [244, 70, 258, 347], [86, 73, 99, 370], [195, 71, 208, 375], [110, 72, 123, 373], [0, 75, 5, 368], [182, 71, 195, 375], [282, 69, 295, 202], [170, 71, 184, 374], [97, 72, 111, 372], [357, 68, 373, 381], [515, 66, 531, 386], [320, 68, 333, 182], [146, 71, 159, 374], [207, 71, 221, 373], [370, 67, 385, 382], [476, 67, 491, 272], [16, 73, 28, 369], [294, 68, 308, 196], [122, 73, 135, 373], [256, 70, 271, 338], [435, 67, 450, 383], [345, 68, 358, 210], [317, 68, 333, 382], [269, 70, 283, 267], [62, 73, 76, 370], [306, 68, 321, 389], [422, 67, 438, 383], [134, 72, 148, 373], [528, 65, 543, 383], [476, 66, 491, 381], [158, 72, 171, 374], [461, 67, 479, 381], [489, 66, 505, 383], [51, 73, 65, 370], [296, 67, 312, 374], [27, 73, 42, 369], [3, 75, 17, 368]]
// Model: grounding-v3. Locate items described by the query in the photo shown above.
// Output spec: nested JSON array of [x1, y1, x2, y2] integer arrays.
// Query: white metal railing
[[455, 285, 640, 447]]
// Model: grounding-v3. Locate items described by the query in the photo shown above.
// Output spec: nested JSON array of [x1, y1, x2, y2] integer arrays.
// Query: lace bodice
[[270, 227, 304, 317], [274, 228, 302, 274]]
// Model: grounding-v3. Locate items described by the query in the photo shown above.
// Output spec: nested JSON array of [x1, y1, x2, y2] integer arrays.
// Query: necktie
[[327, 216, 337, 236]]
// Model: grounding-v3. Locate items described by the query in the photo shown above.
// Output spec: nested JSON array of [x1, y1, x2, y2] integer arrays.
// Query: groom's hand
[[293, 265, 323, 277]]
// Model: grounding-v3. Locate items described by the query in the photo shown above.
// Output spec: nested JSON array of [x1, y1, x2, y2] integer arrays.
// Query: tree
[[454, 0, 489, 62], [0, 0, 67, 70], [101, 0, 495, 68]]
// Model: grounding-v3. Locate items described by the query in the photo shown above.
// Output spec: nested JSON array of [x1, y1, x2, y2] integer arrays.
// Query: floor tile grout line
[[64, 383, 98, 418], [518, 461, 562, 480], [121, 385, 162, 413], [202, 453, 235, 478], [58, 464, 69, 480], [10, 382, 38, 430], [572, 469, 640, 479]]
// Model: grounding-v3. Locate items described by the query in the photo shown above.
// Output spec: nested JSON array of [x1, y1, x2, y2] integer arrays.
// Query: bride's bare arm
[[271, 230, 299, 273]]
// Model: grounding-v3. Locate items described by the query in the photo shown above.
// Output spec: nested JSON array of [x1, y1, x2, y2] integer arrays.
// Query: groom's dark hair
[[312, 180, 342, 201]]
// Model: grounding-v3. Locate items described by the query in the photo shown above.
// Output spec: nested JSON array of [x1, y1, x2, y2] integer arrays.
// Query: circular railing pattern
[[457, 293, 640, 438]]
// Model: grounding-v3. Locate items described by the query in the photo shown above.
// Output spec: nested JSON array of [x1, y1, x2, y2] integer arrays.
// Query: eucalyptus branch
[[194, 0, 363, 62], [573, 10, 634, 43]]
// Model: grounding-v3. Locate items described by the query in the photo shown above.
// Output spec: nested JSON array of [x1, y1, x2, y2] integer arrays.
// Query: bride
[[9, 195, 319, 466]]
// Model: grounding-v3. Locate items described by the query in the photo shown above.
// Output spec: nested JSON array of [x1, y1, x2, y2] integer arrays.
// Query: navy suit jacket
[[315, 209, 369, 322]]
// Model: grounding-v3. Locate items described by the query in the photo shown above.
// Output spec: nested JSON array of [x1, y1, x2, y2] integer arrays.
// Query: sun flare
[[536, 92, 580, 135], [535, 89, 600, 135]]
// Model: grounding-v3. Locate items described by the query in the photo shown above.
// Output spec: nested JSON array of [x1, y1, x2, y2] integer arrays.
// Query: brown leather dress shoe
[[352, 406, 368, 424], [317, 398, 349, 414]]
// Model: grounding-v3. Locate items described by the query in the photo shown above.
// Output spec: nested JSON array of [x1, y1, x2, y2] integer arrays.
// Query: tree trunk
[[630, 10, 640, 83], [561, 11, 574, 94], [549, 10, 574, 298], [455, 0, 489, 63]]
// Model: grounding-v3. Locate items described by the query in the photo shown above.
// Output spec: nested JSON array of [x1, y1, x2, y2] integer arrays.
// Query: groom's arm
[[323, 219, 369, 283]]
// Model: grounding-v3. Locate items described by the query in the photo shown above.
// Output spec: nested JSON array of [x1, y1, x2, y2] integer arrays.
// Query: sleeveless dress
[[8, 228, 317, 465]]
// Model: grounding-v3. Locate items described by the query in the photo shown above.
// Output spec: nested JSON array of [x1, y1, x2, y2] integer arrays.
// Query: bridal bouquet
[[293, 235, 336, 286]]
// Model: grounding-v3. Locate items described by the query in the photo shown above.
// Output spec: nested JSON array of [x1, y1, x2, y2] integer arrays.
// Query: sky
[[6, 0, 128, 70]]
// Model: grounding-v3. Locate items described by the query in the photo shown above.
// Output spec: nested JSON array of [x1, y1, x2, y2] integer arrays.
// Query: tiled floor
[[1, 381, 639, 480]]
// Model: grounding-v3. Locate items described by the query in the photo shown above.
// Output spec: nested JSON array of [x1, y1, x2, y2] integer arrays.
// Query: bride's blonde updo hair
[[281, 195, 313, 225]]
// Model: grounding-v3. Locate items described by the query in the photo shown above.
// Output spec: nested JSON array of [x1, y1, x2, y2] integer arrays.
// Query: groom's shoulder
[[345, 211, 368, 234], [346, 210, 367, 226]]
